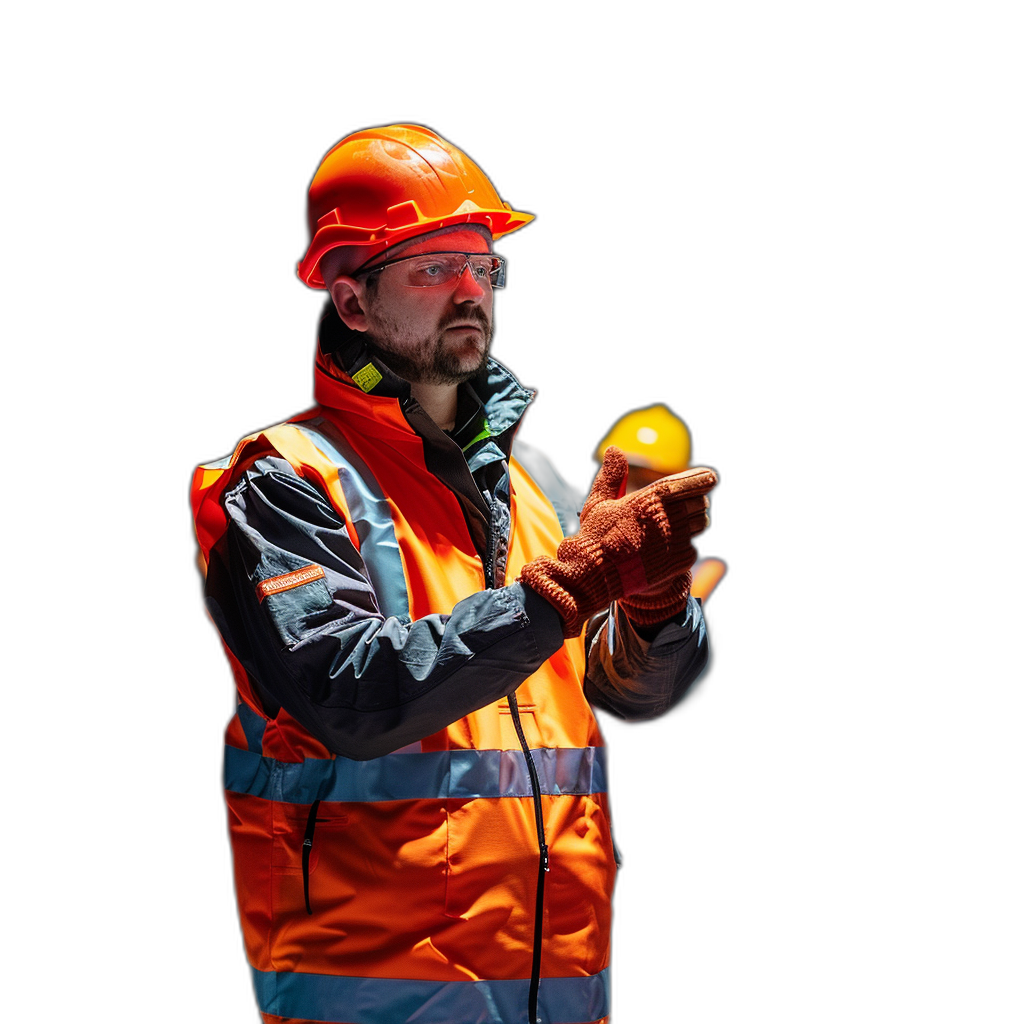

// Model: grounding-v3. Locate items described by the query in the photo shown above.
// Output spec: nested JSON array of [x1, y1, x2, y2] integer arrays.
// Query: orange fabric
[[256, 564, 326, 602], [194, 367, 616, 1016]]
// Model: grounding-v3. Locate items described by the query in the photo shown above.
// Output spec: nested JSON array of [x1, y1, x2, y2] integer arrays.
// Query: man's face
[[361, 230, 494, 386]]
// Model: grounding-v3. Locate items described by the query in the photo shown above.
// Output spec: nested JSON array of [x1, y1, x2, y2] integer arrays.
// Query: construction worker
[[595, 404, 727, 600], [191, 125, 718, 1024]]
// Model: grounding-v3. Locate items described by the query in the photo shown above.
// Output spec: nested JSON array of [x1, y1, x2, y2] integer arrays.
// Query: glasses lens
[[398, 254, 505, 288]]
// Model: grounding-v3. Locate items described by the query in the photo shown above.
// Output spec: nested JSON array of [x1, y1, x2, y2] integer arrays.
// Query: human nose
[[451, 261, 488, 302]]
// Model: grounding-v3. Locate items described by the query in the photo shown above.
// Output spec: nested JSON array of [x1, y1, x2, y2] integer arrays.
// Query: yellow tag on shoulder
[[352, 363, 383, 393]]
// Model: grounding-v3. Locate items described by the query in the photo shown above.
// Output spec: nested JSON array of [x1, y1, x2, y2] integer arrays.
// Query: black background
[[155, 94, 802, 1015]]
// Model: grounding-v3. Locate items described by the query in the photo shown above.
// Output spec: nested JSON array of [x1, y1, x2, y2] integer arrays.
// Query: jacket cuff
[[513, 580, 567, 660]]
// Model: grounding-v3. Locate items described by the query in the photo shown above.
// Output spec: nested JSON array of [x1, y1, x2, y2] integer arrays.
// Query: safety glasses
[[354, 252, 507, 289]]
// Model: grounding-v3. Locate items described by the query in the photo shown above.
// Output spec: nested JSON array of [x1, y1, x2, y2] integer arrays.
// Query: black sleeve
[[583, 597, 710, 720], [205, 456, 564, 760]]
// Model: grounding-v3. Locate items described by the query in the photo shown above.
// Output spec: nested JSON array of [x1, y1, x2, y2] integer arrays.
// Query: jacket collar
[[312, 304, 536, 441]]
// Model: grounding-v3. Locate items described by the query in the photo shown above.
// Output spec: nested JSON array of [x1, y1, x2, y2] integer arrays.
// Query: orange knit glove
[[618, 571, 695, 627], [520, 447, 717, 637]]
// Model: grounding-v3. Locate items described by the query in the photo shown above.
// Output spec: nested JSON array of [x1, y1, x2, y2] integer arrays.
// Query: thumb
[[582, 446, 629, 518]]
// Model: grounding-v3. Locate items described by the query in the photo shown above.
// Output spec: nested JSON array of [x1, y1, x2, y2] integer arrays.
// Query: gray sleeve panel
[[583, 596, 709, 720], [205, 457, 564, 760]]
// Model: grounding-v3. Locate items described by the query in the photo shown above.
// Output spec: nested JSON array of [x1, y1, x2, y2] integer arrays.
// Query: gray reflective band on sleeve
[[293, 419, 410, 621], [251, 965, 610, 1024], [225, 745, 608, 803]]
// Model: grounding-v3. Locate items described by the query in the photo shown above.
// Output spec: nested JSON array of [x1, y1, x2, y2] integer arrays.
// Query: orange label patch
[[256, 564, 326, 602]]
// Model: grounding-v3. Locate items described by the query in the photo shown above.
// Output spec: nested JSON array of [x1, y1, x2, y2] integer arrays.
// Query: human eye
[[467, 257, 496, 282], [407, 259, 449, 285]]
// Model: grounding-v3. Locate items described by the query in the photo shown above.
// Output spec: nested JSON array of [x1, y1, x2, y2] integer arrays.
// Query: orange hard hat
[[297, 124, 534, 289]]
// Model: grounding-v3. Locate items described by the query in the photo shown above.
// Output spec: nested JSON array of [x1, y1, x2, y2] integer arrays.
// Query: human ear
[[328, 276, 370, 332]]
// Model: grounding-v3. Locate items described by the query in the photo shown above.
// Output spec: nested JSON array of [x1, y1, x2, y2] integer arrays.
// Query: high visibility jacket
[[191, 314, 709, 1024]]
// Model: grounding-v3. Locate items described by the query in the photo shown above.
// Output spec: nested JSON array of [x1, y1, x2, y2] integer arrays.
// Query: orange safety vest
[[192, 359, 616, 1024]]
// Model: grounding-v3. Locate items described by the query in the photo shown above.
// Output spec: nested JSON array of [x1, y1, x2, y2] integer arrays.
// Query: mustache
[[438, 306, 491, 330]]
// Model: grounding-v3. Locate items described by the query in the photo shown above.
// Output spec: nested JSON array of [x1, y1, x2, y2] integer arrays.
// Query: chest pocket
[[497, 700, 543, 748]]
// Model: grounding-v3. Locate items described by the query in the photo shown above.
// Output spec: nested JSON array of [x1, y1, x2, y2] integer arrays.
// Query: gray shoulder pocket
[[257, 565, 334, 646]]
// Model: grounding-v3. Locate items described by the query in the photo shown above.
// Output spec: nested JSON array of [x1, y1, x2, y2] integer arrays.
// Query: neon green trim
[[463, 417, 492, 451]]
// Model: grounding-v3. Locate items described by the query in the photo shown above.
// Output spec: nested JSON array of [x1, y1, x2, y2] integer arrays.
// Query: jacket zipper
[[302, 799, 322, 915], [508, 691, 548, 1024], [487, 454, 546, 1024]]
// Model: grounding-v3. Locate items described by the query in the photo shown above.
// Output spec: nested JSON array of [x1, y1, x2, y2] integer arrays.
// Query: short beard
[[365, 305, 493, 386]]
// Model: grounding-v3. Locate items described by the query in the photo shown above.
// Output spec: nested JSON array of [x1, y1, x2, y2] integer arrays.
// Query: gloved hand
[[618, 570, 695, 627], [520, 446, 717, 636]]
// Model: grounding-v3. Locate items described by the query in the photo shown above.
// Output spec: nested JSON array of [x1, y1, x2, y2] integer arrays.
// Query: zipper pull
[[541, 842, 550, 873], [302, 798, 322, 916]]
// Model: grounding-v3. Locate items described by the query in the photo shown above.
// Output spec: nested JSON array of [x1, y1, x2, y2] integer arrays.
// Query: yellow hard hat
[[594, 404, 692, 474]]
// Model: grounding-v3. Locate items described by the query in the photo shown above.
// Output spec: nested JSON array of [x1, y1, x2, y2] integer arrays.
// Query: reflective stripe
[[293, 419, 410, 620], [225, 745, 607, 804], [251, 965, 610, 1024]]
